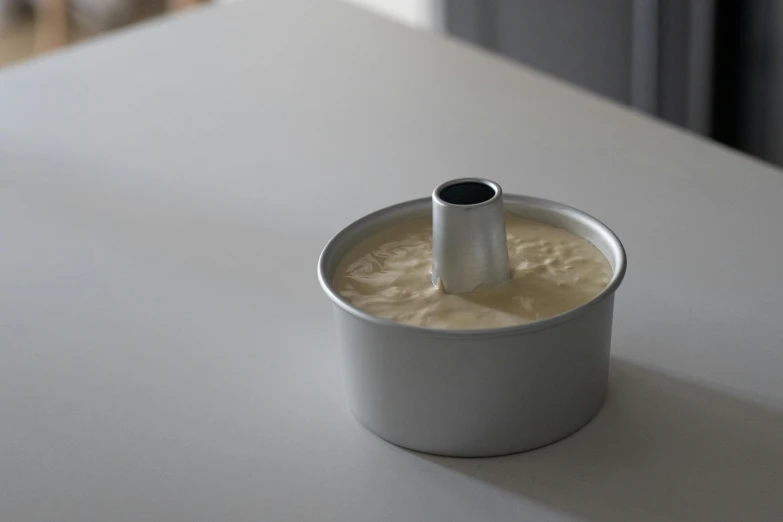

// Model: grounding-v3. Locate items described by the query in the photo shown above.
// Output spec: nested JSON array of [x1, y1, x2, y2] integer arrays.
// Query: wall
[[339, 0, 439, 29]]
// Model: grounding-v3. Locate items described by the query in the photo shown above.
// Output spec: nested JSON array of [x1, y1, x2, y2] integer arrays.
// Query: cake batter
[[333, 213, 612, 329]]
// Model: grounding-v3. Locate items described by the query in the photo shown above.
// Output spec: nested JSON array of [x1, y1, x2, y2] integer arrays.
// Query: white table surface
[[1, 1, 782, 520]]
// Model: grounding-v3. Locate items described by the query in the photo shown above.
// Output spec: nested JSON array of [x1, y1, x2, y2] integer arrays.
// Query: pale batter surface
[[333, 213, 612, 329]]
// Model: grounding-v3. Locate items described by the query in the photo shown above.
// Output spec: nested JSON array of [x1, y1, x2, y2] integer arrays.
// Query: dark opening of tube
[[438, 182, 495, 205]]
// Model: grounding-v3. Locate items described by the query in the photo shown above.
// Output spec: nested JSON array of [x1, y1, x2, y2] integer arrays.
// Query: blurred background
[[0, 0, 207, 65], [1, 0, 782, 167]]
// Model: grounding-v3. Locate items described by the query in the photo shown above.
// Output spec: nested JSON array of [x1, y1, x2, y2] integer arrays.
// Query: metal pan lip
[[318, 194, 626, 339]]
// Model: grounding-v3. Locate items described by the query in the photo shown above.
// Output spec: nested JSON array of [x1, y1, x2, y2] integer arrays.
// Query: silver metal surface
[[318, 194, 627, 457], [431, 178, 511, 293]]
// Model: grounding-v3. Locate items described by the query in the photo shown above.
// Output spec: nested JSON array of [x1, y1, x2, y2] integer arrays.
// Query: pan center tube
[[431, 178, 511, 294]]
